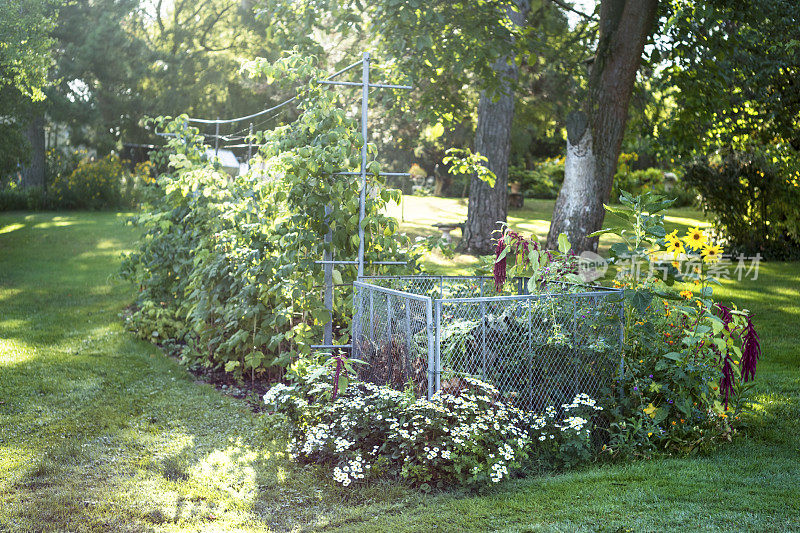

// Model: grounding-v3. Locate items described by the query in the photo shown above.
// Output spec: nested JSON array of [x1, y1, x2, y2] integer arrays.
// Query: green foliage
[[662, 0, 800, 154], [611, 153, 695, 208], [49, 153, 126, 209], [0, 149, 150, 212], [682, 149, 800, 259], [0, 0, 55, 100], [509, 158, 565, 199], [0, 184, 46, 211], [442, 148, 497, 188], [122, 55, 420, 379]]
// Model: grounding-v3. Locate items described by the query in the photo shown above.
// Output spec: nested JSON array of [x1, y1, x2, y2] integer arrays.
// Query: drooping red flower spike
[[720, 354, 735, 410], [715, 303, 733, 330], [740, 315, 761, 383], [494, 236, 507, 292], [332, 355, 345, 399]]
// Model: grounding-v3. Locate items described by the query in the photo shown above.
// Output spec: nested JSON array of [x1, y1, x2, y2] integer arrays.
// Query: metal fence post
[[369, 289, 374, 341], [357, 51, 370, 279], [480, 300, 487, 376], [214, 120, 219, 157], [435, 299, 441, 393], [352, 283, 363, 360], [387, 293, 393, 340], [426, 297, 435, 399], [323, 204, 333, 345], [404, 300, 413, 378]]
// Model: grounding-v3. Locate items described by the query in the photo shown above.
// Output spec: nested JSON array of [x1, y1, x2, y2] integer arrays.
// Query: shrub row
[[1, 151, 153, 211], [121, 55, 426, 379]]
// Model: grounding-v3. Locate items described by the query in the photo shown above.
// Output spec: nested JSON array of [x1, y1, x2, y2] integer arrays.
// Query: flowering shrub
[[592, 192, 761, 456], [265, 358, 606, 488], [51, 153, 126, 209], [492, 226, 581, 292], [682, 148, 800, 259]]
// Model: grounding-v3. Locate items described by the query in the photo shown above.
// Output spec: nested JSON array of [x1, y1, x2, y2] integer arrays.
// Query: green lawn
[[390, 196, 710, 274], [1, 203, 799, 531]]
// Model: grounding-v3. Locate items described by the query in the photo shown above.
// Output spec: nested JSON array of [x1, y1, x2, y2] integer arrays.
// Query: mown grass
[[390, 196, 710, 274], [1, 203, 799, 532]]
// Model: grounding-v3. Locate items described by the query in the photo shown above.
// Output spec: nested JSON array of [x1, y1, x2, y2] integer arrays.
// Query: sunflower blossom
[[683, 226, 707, 250], [701, 243, 723, 263]]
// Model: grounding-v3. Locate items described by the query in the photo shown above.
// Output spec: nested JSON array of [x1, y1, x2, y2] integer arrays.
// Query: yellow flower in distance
[[680, 290, 693, 299], [683, 226, 707, 250], [701, 243, 723, 263]]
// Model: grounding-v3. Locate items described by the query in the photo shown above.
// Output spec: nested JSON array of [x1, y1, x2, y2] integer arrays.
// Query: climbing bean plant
[[121, 53, 424, 379]]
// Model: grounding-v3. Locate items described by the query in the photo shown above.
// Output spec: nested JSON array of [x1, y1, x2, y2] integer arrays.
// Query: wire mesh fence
[[352, 276, 624, 411]]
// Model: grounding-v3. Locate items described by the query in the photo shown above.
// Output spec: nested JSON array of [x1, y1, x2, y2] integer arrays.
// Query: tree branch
[[548, 0, 598, 22]]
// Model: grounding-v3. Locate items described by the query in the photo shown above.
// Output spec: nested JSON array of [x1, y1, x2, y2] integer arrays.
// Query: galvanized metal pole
[[426, 297, 435, 399], [247, 122, 253, 162], [357, 51, 369, 279], [434, 299, 441, 393], [214, 120, 220, 157], [323, 204, 333, 345]]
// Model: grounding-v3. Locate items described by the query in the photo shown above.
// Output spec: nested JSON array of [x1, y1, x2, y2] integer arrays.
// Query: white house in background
[[204, 148, 240, 176]]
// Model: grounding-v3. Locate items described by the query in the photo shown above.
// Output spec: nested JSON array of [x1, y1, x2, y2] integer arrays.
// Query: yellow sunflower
[[701, 243, 724, 263], [680, 290, 692, 299], [683, 226, 707, 250], [666, 238, 685, 258]]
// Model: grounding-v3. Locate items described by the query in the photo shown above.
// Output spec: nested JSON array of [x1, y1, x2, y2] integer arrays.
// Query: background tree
[[546, 0, 659, 253], [0, 0, 55, 185], [459, 0, 530, 254]]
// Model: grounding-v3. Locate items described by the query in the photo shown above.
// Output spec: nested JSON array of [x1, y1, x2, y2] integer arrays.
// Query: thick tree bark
[[21, 111, 46, 190], [547, 0, 658, 253], [459, 0, 529, 255]]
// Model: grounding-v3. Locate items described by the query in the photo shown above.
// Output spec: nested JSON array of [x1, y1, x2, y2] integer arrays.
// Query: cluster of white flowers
[[561, 393, 603, 411], [301, 424, 331, 454], [263, 383, 293, 406], [277, 374, 542, 488], [333, 436, 354, 452], [558, 416, 588, 433], [332, 454, 369, 486], [490, 460, 509, 483], [286, 438, 298, 460], [423, 446, 440, 460], [498, 442, 515, 461]]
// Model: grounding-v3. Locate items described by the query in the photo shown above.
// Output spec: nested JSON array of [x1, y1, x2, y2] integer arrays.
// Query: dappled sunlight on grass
[[0, 223, 24, 235], [396, 195, 710, 273]]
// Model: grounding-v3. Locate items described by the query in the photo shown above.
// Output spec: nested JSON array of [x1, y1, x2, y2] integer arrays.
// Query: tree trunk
[[21, 111, 46, 190], [459, 0, 529, 255], [547, 0, 659, 253]]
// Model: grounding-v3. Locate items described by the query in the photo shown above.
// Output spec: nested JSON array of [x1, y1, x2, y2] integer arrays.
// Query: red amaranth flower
[[494, 237, 507, 292], [715, 303, 733, 330], [720, 354, 735, 410], [332, 355, 345, 399], [741, 315, 760, 383]]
